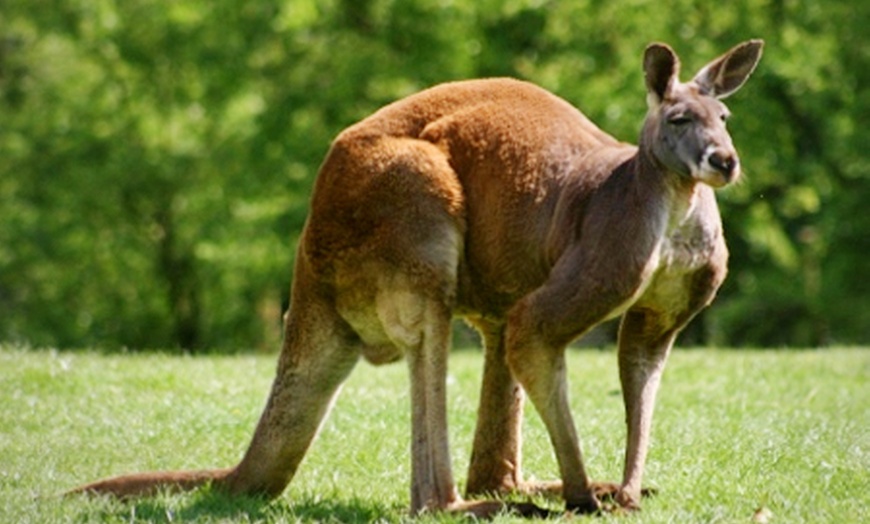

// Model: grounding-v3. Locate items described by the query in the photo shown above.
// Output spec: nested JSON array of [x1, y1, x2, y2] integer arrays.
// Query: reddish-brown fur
[[71, 40, 763, 516]]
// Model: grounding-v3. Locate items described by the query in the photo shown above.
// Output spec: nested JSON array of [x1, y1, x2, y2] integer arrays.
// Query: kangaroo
[[70, 40, 763, 516]]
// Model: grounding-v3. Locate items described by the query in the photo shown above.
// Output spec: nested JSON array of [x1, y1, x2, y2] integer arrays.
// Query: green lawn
[[1, 346, 867, 523]]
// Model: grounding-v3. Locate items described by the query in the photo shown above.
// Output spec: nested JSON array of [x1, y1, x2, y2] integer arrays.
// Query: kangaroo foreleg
[[504, 302, 600, 513], [615, 309, 679, 509], [501, 244, 651, 513]]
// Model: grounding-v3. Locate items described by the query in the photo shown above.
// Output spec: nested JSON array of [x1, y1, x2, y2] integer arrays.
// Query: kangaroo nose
[[709, 150, 738, 180]]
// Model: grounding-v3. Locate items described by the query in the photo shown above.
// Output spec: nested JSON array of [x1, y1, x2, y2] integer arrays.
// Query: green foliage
[[1, 346, 868, 522], [1, 0, 867, 349]]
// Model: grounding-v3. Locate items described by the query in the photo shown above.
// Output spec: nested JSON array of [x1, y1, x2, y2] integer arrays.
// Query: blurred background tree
[[1, 0, 866, 351]]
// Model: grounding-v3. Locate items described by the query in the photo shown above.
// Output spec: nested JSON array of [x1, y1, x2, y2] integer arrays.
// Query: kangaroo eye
[[668, 115, 692, 126]]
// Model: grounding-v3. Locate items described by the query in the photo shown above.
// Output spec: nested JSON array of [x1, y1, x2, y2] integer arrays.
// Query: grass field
[[1, 345, 867, 523]]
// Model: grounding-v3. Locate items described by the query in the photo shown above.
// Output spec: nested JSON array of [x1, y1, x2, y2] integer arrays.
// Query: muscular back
[[307, 78, 636, 317]]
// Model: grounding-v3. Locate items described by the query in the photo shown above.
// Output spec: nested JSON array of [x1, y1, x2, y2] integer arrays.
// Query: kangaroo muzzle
[[700, 146, 740, 187]]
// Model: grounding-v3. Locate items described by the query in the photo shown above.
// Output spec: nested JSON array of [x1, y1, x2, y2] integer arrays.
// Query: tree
[[1, 0, 866, 350]]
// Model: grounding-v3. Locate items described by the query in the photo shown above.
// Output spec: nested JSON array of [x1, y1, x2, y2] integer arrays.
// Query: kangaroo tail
[[67, 467, 234, 499]]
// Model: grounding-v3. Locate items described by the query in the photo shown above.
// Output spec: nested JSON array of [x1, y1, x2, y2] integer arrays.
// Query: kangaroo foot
[[513, 479, 563, 497], [449, 499, 555, 519]]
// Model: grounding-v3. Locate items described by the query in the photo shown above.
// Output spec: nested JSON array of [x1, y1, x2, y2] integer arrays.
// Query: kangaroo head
[[641, 40, 764, 187]]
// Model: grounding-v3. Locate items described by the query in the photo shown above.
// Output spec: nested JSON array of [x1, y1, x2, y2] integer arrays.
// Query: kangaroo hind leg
[[376, 275, 543, 518], [317, 136, 465, 513], [323, 136, 525, 517], [465, 321, 527, 496]]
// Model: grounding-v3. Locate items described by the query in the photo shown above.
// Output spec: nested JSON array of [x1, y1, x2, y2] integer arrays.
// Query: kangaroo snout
[[702, 148, 740, 186], [709, 150, 738, 176]]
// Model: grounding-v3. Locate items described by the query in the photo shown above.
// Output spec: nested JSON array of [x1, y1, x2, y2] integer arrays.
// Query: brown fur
[[70, 40, 763, 516]]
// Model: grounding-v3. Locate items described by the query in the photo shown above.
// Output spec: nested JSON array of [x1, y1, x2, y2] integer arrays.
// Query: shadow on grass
[[83, 489, 398, 523]]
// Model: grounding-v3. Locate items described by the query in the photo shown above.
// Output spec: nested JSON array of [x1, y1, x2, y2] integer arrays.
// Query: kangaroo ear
[[644, 43, 680, 105], [693, 39, 764, 99]]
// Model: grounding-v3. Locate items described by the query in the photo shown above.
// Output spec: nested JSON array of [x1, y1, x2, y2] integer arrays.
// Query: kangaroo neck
[[633, 146, 702, 205]]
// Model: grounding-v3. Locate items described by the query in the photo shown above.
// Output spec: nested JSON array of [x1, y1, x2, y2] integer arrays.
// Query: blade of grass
[[1, 346, 867, 522]]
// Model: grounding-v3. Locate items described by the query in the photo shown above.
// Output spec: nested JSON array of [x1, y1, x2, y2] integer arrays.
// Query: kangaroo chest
[[633, 197, 725, 315]]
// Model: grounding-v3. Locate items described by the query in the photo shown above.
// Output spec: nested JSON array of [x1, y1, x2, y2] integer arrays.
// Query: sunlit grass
[[1, 346, 867, 522]]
